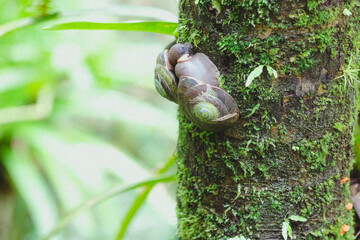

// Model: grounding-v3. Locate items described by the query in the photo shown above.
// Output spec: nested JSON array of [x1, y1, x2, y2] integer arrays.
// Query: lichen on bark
[[176, 0, 360, 239]]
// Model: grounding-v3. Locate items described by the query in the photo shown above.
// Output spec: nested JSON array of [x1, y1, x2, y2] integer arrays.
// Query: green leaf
[[0, 14, 58, 38], [282, 221, 289, 240], [289, 215, 307, 222], [245, 65, 264, 87], [44, 21, 178, 35], [211, 0, 221, 13], [4, 149, 59, 237], [288, 223, 293, 239], [0, 85, 53, 125], [245, 103, 260, 118], [266, 65, 278, 78], [343, 8, 352, 16], [43, 174, 176, 240], [84, 5, 178, 22], [114, 155, 176, 240]]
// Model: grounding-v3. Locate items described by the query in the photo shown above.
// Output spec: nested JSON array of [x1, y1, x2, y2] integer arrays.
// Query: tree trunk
[[176, 0, 360, 239]]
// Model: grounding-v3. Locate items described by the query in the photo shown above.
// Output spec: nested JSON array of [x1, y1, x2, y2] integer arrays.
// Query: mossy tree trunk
[[176, 0, 360, 239]]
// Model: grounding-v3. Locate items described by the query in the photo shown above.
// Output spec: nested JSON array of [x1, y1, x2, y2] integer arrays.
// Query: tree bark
[[176, 0, 360, 239]]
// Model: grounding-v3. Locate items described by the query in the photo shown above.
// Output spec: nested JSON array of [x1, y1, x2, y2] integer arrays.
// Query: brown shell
[[154, 50, 178, 102], [168, 43, 193, 67], [175, 53, 220, 87], [178, 76, 239, 131], [154, 42, 240, 131]]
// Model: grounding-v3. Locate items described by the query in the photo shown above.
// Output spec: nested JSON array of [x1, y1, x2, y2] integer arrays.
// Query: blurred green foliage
[[2, 1, 359, 240], [0, 0, 179, 239]]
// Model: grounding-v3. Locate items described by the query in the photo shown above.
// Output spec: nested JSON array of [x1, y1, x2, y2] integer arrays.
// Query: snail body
[[154, 43, 239, 131], [168, 43, 193, 67]]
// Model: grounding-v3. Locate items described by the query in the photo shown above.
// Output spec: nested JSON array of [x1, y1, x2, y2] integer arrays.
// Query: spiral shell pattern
[[178, 76, 239, 131], [193, 102, 219, 121], [154, 50, 178, 102]]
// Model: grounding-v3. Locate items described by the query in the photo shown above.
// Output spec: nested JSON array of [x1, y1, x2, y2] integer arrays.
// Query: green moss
[[176, 0, 359, 239]]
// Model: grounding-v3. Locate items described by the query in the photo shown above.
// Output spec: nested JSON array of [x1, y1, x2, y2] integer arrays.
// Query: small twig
[[355, 230, 360, 239]]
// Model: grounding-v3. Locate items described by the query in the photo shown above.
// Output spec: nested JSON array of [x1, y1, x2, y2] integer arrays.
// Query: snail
[[154, 43, 239, 131]]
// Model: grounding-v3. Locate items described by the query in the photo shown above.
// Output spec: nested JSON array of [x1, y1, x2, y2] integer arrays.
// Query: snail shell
[[175, 53, 220, 87], [154, 43, 240, 131], [154, 50, 178, 102], [178, 76, 239, 131], [168, 43, 193, 67]]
